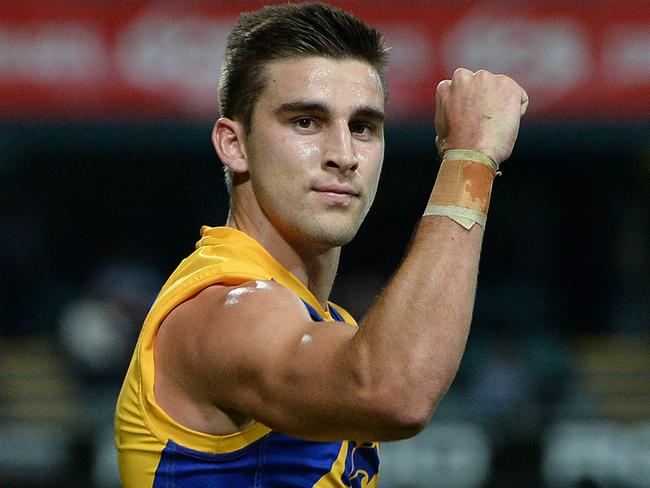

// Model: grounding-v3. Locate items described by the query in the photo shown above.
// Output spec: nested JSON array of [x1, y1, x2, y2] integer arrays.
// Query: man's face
[[242, 56, 385, 250]]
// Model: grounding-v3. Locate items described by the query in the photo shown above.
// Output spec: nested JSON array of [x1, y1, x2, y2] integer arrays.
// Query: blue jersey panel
[[153, 432, 344, 488], [258, 432, 343, 486], [153, 438, 258, 488]]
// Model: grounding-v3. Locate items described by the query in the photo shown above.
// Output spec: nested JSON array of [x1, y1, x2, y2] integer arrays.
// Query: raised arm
[[350, 68, 529, 430], [155, 68, 528, 442]]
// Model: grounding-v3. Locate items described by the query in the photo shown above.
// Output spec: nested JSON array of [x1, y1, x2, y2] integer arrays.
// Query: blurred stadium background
[[1, 1, 649, 487]]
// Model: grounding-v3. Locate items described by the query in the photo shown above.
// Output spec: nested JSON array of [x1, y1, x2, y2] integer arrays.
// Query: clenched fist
[[435, 68, 529, 166]]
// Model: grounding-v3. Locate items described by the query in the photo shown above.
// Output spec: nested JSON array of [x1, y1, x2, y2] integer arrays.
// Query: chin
[[309, 219, 361, 247], [295, 217, 361, 249], [270, 198, 369, 250], [316, 229, 357, 248]]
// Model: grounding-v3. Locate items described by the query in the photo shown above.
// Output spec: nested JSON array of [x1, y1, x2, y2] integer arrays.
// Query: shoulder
[[190, 280, 308, 317], [160, 280, 310, 343]]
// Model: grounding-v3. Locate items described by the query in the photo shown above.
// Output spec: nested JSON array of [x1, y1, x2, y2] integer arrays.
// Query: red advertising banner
[[1, 1, 649, 122]]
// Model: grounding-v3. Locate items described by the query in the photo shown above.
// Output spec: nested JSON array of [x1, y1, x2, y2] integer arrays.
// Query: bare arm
[[351, 217, 484, 429], [155, 69, 528, 442]]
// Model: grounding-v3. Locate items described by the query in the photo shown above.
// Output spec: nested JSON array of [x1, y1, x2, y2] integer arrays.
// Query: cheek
[[267, 137, 321, 187], [251, 137, 320, 194], [276, 133, 321, 167], [295, 142, 321, 165], [360, 145, 384, 179], [361, 149, 384, 202]]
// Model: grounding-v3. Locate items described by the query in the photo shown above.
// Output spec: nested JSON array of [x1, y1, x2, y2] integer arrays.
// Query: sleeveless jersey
[[114, 226, 380, 487]]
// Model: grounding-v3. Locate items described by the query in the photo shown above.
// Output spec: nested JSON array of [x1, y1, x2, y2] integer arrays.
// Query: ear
[[212, 117, 248, 174]]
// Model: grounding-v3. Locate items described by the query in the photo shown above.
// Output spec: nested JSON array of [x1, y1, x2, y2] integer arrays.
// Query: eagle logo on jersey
[[341, 441, 380, 487]]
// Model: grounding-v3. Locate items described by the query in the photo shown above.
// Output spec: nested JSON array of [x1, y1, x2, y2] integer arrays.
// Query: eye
[[294, 117, 316, 130], [350, 122, 374, 137]]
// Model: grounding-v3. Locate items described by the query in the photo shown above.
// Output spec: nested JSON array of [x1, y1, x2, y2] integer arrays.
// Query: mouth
[[312, 184, 360, 205]]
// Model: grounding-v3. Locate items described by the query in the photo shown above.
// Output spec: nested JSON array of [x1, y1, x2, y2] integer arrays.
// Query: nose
[[322, 122, 359, 174]]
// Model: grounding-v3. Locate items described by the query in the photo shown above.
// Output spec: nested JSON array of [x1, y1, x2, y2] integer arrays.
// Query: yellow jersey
[[114, 226, 379, 487]]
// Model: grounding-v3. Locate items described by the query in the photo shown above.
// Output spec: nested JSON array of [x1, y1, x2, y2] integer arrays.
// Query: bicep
[[157, 280, 366, 440]]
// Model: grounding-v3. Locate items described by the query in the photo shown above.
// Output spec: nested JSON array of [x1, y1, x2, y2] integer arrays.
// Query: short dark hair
[[218, 2, 389, 133]]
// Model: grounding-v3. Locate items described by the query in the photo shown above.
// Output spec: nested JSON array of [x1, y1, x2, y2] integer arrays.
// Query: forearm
[[352, 215, 483, 418]]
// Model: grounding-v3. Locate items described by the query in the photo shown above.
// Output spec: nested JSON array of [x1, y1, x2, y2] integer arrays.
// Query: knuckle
[[436, 79, 451, 91], [436, 80, 451, 103], [474, 69, 493, 78], [452, 67, 472, 80], [498, 74, 516, 87], [496, 74, 519, 91]]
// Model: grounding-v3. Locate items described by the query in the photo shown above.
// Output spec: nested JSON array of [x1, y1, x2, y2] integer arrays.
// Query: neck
[[226, 204, 340, 309]]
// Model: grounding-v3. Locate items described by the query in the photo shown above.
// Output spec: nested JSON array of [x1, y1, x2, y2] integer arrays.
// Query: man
[[115, 2, 528, 487]]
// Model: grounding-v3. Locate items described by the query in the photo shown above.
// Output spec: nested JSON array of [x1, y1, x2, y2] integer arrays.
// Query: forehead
[[258, 57, 385, 113]]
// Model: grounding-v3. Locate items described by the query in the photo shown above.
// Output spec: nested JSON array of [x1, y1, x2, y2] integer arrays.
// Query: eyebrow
[[274, 101, 385, 122]]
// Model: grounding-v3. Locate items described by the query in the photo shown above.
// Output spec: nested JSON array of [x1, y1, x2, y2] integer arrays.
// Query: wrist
[[442, 149, 499, 173], [423, 149, 498, 229]]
